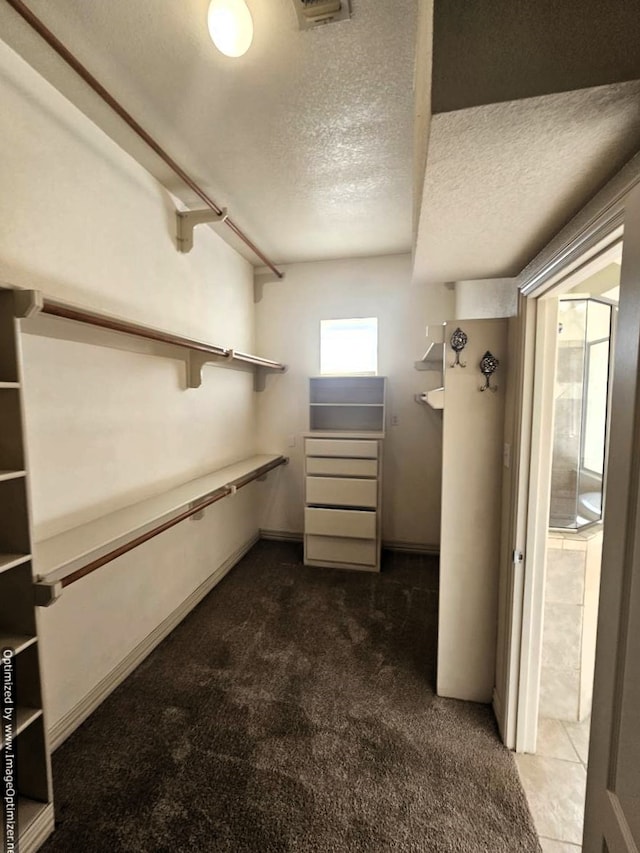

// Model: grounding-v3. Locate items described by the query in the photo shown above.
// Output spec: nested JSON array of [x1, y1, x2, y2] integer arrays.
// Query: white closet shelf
[[303, 430, 386, 440], [12, 289, 287, 391], [0, 470, 26, 482], [0, 381, 20, 388], [0, 634, 37, 655], [0, 554, 31, 573], [415, 388, 444, 410], [0, 708, 43, 748], [33, 454, 287, 593], [414, 341, 445, 371], [309, 403, 384, 408]]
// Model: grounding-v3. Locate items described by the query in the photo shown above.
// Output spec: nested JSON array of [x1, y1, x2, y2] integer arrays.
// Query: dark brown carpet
[[42, 541, 540, 852]]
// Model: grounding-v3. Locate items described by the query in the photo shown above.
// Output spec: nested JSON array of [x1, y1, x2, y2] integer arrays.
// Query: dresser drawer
[[305, 535, 377, 567], [305, 507, 376, 539], [306, 457, 377, 478], [305, 438, 378, 459], [306, 476, 377, 508]]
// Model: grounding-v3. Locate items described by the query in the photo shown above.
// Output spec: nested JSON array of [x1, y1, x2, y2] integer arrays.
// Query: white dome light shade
[[208, 0, 253, 58]]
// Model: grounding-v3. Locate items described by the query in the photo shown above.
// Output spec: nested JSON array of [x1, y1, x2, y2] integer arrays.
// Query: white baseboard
[[259, 528, 303, 542], [492, 687, 503, 728], [382, 539, 440, 556], [258, 529, 439, 557], [492, 687, 514, 750], [48, 534, 259, 752]]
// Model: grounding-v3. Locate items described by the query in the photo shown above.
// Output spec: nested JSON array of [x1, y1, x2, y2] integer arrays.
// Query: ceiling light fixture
[[207, 0, 253, 58]]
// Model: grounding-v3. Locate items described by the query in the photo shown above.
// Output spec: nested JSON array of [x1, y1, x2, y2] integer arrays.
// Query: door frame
[[508, 201, 628, 753], [582, 182, 640, 852]]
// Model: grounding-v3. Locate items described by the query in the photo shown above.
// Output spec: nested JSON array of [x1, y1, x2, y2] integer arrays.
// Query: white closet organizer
[[304, 377, 385, 572], [34, 455, 287, 602], [0, 283, 289, 852], [0, 291, 54, 853], [14, 289, 287, 392]]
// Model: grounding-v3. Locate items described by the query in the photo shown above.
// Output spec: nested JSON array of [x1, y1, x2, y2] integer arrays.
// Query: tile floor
[[516, 716, 591, 851]]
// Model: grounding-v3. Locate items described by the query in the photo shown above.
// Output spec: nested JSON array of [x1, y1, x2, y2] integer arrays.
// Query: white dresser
[[303, 377, 385, 572]]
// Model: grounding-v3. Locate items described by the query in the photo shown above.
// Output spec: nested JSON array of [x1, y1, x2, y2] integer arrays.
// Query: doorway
[[515, 248, 621, 848]]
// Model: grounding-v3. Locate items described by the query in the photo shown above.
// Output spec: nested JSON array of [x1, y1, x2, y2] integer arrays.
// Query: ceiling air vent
[[294, 0, 352, 30]]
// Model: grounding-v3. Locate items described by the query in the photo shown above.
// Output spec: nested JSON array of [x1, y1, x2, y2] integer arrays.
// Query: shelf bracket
[[177, 207, 229, 253], [186, 349, 233, 389], [254, 272, 285, 304], [13, 289, 44, 319], [34, 579, 63, 607]]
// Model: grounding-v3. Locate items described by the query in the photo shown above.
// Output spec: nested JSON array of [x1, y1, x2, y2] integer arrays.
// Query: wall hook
[[479, 350, 499, 392], [450, 327, 468, 367]]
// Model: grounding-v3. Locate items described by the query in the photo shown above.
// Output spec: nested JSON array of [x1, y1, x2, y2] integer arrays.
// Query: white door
[[583, 184, 640, 851]]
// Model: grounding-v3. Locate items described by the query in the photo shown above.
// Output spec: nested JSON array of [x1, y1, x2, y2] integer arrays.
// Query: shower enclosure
[[549, 298, 614, 530]]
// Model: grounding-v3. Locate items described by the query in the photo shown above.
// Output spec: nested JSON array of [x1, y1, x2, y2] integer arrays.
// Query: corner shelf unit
[[414, 340, 445, 372], [415, 323, 446, 411], [0, 290, 54, 852], [304, 376, 385, 573], [309, 376, 385, 432], [415, 388, 444, 410]]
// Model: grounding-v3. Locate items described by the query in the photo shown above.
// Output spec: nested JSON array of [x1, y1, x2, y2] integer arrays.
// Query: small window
[[320, 317, 378, 375]]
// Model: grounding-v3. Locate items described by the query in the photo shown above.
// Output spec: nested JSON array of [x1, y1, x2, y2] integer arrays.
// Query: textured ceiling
[[3, 1, 640, 283], [413, 81, 640, 285], [432, 0, 640, 114], [0, 0, 417, 266]]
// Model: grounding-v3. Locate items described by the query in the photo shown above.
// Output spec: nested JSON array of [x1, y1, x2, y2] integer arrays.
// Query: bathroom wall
[[540, 528, 603, 720]]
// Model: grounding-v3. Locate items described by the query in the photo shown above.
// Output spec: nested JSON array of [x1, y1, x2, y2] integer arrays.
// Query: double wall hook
[[479, 351, 499, 392], [450, 327, 468, 367]]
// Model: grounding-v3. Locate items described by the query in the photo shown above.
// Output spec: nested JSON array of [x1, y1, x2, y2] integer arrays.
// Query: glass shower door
[[549, 298, 613, 530]]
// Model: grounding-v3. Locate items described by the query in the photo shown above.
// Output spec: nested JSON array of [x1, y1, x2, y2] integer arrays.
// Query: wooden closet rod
[[39, 297, 285, 371], [58, 455, 288, 589], [42, 298, 227, 358], [4, 0, 285, 280]]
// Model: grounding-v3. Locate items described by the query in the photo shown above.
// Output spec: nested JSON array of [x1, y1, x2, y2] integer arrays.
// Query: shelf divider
[[0, 708, 43, 748]]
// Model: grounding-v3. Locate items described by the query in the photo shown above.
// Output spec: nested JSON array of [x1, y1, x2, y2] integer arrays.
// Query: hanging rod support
[[177, 207, 229, 253], [13, 288, 43, 319], [34, 579, 63, 607]]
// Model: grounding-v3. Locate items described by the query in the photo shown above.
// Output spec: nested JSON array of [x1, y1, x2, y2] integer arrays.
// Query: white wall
[[437, 318, 508, 702], [0, 41, 271, 732], [255, 255, 454, 549]]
